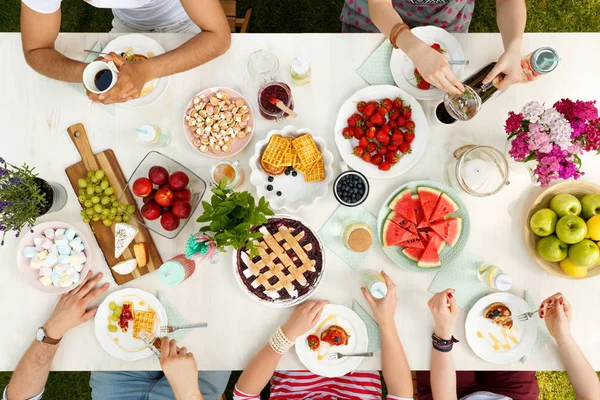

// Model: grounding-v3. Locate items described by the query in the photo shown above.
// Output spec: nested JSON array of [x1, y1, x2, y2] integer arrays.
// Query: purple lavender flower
[[1, 184, 6, 189], [8, 177, 21, 185], [0, 157, 4, 164], [0, 168, 7, 177]]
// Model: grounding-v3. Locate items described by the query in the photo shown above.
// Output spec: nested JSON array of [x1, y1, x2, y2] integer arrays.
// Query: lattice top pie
[[236, 217, 324, 304]]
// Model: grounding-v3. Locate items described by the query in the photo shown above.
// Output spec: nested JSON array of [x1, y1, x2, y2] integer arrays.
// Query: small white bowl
[[249, 126, 334, 212]]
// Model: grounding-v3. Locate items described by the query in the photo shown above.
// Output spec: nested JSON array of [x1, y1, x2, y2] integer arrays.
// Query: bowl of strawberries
[[334, 85, 429, 179]]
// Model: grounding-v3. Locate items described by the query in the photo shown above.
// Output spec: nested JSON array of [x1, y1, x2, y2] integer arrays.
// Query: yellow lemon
[[559, 257, 588, 278], [586, 215, 600, 241]]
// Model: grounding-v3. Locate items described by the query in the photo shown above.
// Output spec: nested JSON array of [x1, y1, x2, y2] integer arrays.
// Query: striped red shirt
[[234, 370, 412, 400]]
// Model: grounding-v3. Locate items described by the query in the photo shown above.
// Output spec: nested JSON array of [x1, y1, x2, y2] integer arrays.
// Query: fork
[[160, 323, 208, 334], [326, 352, 373, 360], [516, 298, 561, 322]]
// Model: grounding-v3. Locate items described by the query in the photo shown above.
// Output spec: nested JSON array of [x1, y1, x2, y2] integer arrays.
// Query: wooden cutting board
[[64, 123, 163, 285]]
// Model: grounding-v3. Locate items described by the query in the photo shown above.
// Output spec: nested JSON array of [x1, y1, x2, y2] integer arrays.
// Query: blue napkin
[[157, 291, 192, 342], [521, 290, 552, 363], [356, 40, 395, 86], [352, 300, 382, 353]]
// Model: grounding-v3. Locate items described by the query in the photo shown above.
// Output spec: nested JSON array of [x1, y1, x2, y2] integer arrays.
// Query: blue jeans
[[90, 371, 230, 400]]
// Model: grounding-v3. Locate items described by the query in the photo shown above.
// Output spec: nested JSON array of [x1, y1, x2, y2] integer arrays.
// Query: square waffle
[[292, 135, 321, 169], [304, 158, 325, 182], [280, 138, 294, 167], [261, 135, 291, 167], [133, 311, 156, 338]]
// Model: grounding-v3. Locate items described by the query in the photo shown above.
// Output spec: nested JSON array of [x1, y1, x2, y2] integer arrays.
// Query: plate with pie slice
[[295, 304, 368, 378], [94, 288, 167, 361], [465, 293, 537, 364], [233, 215, 326, 308]]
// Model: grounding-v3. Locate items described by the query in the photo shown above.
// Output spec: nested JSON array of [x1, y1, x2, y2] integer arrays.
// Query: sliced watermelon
[[412, 194, 425, 225], [382, 219, 417, 247], [387, 211, 418, 238], [419, 229, 446, 254], [417, 187, 442, 221], [430, 217, 463, 247], [417, 215, 430, 229], [403, 247, 424, 261], [429, 193, 459, 223], [417, 232, 445, 268], [389, 188, 416, 225], [398, 236, 425, 249]]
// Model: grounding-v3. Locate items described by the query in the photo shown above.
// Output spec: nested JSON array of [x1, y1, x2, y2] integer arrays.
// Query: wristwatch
[[36, 327, 62, 345]]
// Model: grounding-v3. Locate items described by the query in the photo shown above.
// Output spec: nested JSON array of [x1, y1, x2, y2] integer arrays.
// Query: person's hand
[[361, 270, 397, 326], [427, 288, 459, 340], [281, 300, 328, 341], [483, 49, 522, 90], [540, 293, 572, 343], [87, 52, 153, 104], [409, 41, 464, 95], [43, 271, 109, 339], [160, 338, 201, 398]]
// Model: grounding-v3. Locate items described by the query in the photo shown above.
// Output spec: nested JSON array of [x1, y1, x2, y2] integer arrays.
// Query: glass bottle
[[521, 47, 559, 82], [363, 270, 388, 299], [209, 160, 245, 190], [478, 264, 512, 291], [290, 56, 312, 85], [136, 124, 171, 147]]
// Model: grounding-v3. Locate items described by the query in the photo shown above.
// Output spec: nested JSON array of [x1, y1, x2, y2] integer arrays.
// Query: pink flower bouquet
[[505, 99, 600, 187]]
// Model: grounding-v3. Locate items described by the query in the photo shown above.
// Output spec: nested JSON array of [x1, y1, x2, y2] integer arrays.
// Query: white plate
[[103, 34, 170, 109], [334, 85, 429, 179], [390, 26, 465, 101], [295, 304, 368, 378], [16, 221, 92, 294], [249, 126, 334, 211], [94, 288, 167, 361], [465, 293, 537, 364]]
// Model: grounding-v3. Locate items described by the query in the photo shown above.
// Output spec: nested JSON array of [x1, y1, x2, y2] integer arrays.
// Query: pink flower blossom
[[505, 111, 523, 134]]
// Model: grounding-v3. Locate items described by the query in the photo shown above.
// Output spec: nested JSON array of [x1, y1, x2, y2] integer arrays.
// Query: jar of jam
[[258, 82, 294, 121]]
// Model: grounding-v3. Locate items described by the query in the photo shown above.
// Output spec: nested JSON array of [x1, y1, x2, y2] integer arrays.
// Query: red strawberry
[[399, 142, 411, 153], [367, 142, 378, 153], [354, 126, 365, 138], [378, 161, 392, 171], [347, 116, 356, 127], [381, 124, 391, 134], [403, 106, 412, 119], [391, 130, 404, 144], [367, 100, 379, 109], [366, 126, 376, 139], [365, 120, 373, 129], [342, 127, 354, 139], [362, 152, 372, 163], [388, 108, 401, 121], [405, 120, 416, 131], [430, 42, 442, 52], [370, 113, 384, 126], [371, 154, 383, 166], [388, 120, 397, 129], [353, 146, 365, 157], [385, 151, 400, 164], [356, 101, 366, 113], [377, 107, 388, 116], [393, 97, 403, 109], [417, 77, 430, 90], [380, 98, 393, 111], [387, 144, 399, 152], [363, 104, 375, 117], [404, 132, 415, 143], [358, 137, 369, 147], [396, 116, 406, 127], [375, 131, 390, 145], [378, 146, 387, 155]]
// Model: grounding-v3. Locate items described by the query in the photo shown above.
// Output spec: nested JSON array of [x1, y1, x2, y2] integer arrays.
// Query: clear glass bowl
[[118, 151, 207, 239]]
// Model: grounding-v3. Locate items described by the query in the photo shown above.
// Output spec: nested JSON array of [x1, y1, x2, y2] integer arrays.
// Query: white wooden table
[[1, 32, 599, 372]]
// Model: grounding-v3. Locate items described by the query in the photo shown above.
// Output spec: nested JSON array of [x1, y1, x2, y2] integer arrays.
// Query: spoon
[[268, 97, 298, 118]]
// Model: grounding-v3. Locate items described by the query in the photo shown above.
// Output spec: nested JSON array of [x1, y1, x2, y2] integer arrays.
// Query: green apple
[[536, 235, 568, 262], [529, 208, 558, 237], [568, 239, 600, 267], [555, 215, 587, 244], [550, 193, 582, 218], [580, 193, 600, 220]]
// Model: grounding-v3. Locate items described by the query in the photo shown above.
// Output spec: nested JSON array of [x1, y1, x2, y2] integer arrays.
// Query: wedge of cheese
[[114, 223, 139, 258]]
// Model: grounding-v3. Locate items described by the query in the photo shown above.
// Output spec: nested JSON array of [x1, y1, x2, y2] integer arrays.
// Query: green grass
[[2, 0, 600, 33]]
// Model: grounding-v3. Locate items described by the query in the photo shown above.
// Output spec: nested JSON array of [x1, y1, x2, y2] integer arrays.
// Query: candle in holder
[[462, 158, 489, 186]]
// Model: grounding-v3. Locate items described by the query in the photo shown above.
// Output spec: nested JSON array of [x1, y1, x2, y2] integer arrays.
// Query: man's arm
[[6, 272, 108, 400], [20, 2, 86, 82]]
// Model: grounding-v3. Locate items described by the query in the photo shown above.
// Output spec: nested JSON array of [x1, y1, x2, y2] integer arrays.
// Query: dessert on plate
[[484, 302, 513, 330]]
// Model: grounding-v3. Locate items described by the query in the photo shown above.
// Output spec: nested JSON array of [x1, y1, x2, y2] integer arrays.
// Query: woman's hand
[[361, 270, 397, 326], [540, 293, 572, 342], [281, 300, 328, 341], [408, 41, 464, 95], [160, 338, 202, 399], [483, 49, 522, 90], [427, 289, 459, 339]]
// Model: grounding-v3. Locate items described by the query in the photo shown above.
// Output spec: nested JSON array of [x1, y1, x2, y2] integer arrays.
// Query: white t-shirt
[[22, 0, 190, 31], [461, 392, 511, 400]]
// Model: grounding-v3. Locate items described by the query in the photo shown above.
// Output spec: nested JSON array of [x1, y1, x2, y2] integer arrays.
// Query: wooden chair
[[220, 0, 252, 33]]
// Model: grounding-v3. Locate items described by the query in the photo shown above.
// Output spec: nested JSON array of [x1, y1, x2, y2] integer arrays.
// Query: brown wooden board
[[64, 123, 163, 285]]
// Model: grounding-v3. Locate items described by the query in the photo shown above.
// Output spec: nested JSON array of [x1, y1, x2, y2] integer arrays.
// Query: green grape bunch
[[77, 170, 136, 227]]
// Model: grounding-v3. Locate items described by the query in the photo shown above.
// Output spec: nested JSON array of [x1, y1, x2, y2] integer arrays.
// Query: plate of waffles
[[183, 87, 254, 158], [94, 288, 167, 361], [249, 126, 334, 212], [465, 293, 537, 364], [233, 215, 326, 308], [295, 304, 368, 377]]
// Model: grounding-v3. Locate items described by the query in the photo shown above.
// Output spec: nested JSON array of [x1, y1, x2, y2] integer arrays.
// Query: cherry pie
[[236, 217, 324, 305]]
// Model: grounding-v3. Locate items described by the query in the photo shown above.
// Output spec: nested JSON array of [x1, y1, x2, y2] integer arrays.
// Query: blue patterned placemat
[[428, 249, 490, 311], [352, 300, 382, 353], [356, 40, 395, 86], [157, 291, 192, 342], [318, 205, 378, 269], [521, 290, 552, 363]]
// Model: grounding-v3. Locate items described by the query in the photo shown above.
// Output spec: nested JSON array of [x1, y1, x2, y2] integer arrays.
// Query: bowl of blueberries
[[333, 170, 370, 207]]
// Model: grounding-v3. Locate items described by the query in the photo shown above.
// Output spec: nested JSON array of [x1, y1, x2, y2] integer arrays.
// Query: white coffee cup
[[82, 61, 119, 94]]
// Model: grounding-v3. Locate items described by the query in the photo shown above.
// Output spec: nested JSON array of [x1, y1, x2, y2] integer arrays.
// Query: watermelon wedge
[[429, 193, 459, 223], [403, 247, 424, 261], [419, 229, 446, 254], [417, 232, 445, 268], [387, 211, 418, 238], [398, 236, 425, 249], [382, 219, 417, 247], [417, 187, 441, 221], [389, 188, 417, 225], [412, 194, 425, 225], [430, 217, 462, 247]]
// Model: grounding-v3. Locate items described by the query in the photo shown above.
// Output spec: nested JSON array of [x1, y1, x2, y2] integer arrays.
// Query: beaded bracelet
[[432, 333, 460, 353], [269, 326, 295, 355], [389, 22, 410, 49]]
